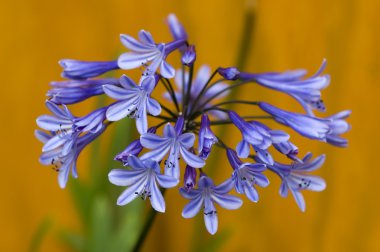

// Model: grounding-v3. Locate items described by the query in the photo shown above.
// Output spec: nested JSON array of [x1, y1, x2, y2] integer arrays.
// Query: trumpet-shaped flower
[[109, 155, 179, 212], [118, 30, 186, 78], [226, 149, 269, 202], [59, 60, 119, 80], [140, 116, 205, 179], [48, 78, 119, 105], [103, 75, 161, 134], [229, 111, 289, 164], [35, 127, 104, 188], [198, 114, 218, 159], [256, 153, 326, 212], [180, 175, 242, 235]]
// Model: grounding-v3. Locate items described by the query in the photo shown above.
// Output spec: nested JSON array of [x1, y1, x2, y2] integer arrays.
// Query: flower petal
[[149, 180, 165, 212], [236, 140, 250, 158], [156, 174, 179, 188], [160, 60, 175, 79], [147, 98, 161, 116], [116, 176, 147, 205], [180, 147, 205, 168], [108, 169, 146, 186], [140, 133, 169, 149], [178, 133, 195, 148], [182, 194, 204, 218], [211, 193, 243, 209]]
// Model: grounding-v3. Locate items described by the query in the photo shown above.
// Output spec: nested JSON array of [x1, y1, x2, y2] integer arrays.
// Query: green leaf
[[29, 217, 53, 252]]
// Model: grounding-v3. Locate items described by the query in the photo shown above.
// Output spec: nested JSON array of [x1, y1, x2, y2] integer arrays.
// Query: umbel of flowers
[[36, 14, 350, 235]]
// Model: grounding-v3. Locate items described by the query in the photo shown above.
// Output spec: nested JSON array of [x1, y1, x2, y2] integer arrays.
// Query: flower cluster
[[36, 14, 350, 234]]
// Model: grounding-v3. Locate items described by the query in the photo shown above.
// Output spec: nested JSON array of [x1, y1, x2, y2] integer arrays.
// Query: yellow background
[[1, 0, 379, 251]]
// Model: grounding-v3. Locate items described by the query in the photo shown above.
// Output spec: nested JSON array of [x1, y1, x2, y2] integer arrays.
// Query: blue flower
[[182, 45, 196, 66], [117, 30, 186, 78], [259, 102, 331, 141], [273, 140, 302, 163], [228, 111, 289, 164], [164, 65, 229, 118], [114, 127, 157, 165], [35, 127, 105, 188], [256, 153, 326, 212], [59, 60, 119, 80], [48, 78, 119, 105], [198, 114, 217, 159], [252, 61, 329, 115], [217, 67, 240, 80], [180, 175, 242, 235], [218, 61, 330, 115], [167, 13, 188, 41], [108, 155, 179, 212], [183, 164, 197, 191], [259, 102, 351, 145], [103, 75, 161, 134], [226, 149, 269, 202], [36, 101, 106, 155], [140, 116, 205, 179], [325, 110, 351, 147]]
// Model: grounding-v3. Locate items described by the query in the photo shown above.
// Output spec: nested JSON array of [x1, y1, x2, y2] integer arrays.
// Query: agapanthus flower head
[[36, 13, 350, 235]]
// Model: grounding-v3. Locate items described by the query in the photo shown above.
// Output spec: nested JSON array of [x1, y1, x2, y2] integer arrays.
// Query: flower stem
[[132, 189, 166, 252]]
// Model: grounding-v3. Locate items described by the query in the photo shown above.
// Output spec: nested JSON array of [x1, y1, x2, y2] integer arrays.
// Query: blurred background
[[1, 0, 379, 251]]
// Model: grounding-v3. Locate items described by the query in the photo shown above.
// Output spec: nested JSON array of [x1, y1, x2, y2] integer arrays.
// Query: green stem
[[132, 189, 166, 252]]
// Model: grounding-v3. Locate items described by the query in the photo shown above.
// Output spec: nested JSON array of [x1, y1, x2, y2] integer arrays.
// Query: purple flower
[[182, 45, 196, 66], [256, 153, 326, 212], [117, 30, 186, 78], [108, 155, 179, 212], [167, 13, 188, 41], [163, 65, 229, 118], [103, 75, 161, 134], [273, 140, 302, 163], [140, 116, 205, 179], [219, 61, 330, 115], [48, 78, 119, 105], [259, 102, 331, 141], [259, 102, 350, 145], [114, 127, 157, 165], [35, 127, 104, 188], [183, 164, 197, 191], [226, 149, 269, 202], [252, 61, 329, 115], [198, 114, 217, 159], [59, 60, 119, 80], [228, 111, 289, 164], [180, 175, 242, 235], [36, 101, 106, 156], [325, 110, 351, 147], [217, 67, 240, 80]]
